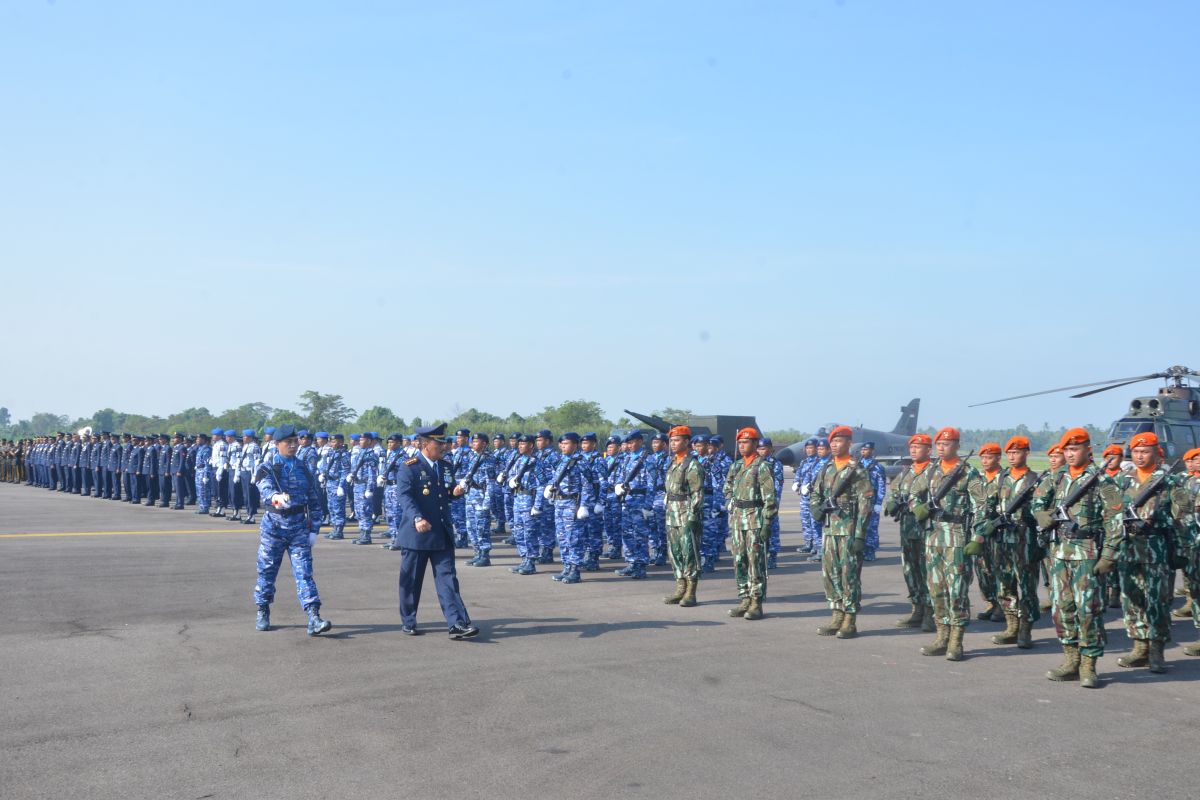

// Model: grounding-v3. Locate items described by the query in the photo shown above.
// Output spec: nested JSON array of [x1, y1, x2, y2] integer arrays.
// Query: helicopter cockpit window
[[1108, 420, 1154, 442], [1167, 425, 1197, 449]]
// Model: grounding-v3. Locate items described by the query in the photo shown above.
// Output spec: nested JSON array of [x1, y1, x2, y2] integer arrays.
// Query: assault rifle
[[995, 469, 1048, 531], [927, 450, 975, 517]]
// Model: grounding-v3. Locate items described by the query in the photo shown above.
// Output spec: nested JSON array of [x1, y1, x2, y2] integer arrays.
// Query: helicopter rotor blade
[[1070, 377, 1160, 399], [968, 374, 1164, 407]]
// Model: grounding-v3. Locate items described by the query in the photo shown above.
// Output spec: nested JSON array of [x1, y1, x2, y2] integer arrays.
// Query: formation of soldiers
[[4, 421, 1199, 685]]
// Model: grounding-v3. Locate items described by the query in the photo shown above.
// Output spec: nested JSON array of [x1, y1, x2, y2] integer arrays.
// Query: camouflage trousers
[[1183, 543, 1200, 630], [666, 520, 702, 582], [821, 535, 864, 613], [1050, 557, 1106, 658], [926, 544, 972, 628], [1118, 561, 1173, 643], [974, 538, 999, 604], [899, 534, 928, 606], [730, 523, 768, 599], [995, 530, 1042, 623]]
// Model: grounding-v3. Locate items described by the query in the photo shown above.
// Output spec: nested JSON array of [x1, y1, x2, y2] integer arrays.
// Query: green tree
[[298, 390, 356, 432], [355, 406, 407, 436], [0, 407, 10, 428]]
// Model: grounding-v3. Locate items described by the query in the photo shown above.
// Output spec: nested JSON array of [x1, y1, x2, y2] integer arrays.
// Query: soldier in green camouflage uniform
[[662, 426, 706, 608], [1035, 445, 1067, 611], [972, 437, 1043, 649], [909, 427, 983, 662], [808, 426, 875, 639], [1180, 449, 1200, 656], [1031, 429, 1123, 688], [1105, 433, 1197, 674], [723, 428, 777, 621], [883, 434, 935, 632], [973, 444, 1005, 623]]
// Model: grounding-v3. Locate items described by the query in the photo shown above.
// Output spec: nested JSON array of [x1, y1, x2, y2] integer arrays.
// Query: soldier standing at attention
[[322, 434, 351, 540], [885, 434, 935, 631], [756, 438, 785, 570], [613, 431, 653, 580], [170, 433, 188, 510], [506, 434, 543, 575], [809, 426, 875, 638], [724, 427, 778, 621], [1035, 443, 1067, 610], [459, 432, 498, 567], [490, 433, 510, 539], [1108, 431, 1195, 674], [648, 433, 670, 567], [909, 427, 983, 662], [857, 441, 887, 562], [1179, 448, 1200, 655], [807, 438, 831, 563], [659, 425, 705, 606], [193, 433, 213, 514], [449, 429, 472, 547], [792, 438, 820, 555], [349, 432, 380, 545], [973, 443, 1005, 623]]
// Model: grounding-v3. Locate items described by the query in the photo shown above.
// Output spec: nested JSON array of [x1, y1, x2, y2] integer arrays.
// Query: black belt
[[273, 505, 309, 517], [1062, 530, 1101, 541], [666, 492, 694, 502], [626, 488, 647, 495], [387, 480, 397, 486], [733, 499, 763, 509], [703, 489, 714, 495], [469, 482, 488, 490], [555, 493, 578, 499], [515, 489, 534, 496], [933, 511, 969, 524]]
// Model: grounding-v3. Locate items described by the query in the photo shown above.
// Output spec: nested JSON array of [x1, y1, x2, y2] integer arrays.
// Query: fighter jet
[[776, 399, 921, 476]]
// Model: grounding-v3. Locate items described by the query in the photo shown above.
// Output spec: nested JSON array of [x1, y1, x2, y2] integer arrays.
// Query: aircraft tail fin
[[892, 399, 920, 436]]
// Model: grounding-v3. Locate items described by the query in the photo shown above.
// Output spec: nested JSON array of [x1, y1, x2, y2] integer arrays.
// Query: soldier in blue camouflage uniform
[[756, 438, 786, 569], [490, 433, 510, 538], [507, 434, 543, 574], [193, 433, 213, 514], [578, 433, 605, 570], [806, 439, 831, 561], [647, 433, 670, 567], [532, 429, 560, 563], [252, 424, 331, 636], [614, 431, 654, 579], [208, 429, 228, 516], [858, 441, 888, 562], [348, 432, 379, 544], [448, 429, 472, 546], [458, 433, 498, 566], [495, 433, 521, 544], [311, 432, 330, 524], [601, 436, 624, 559], [156, 434, 173, 507], [169, 433, 188, 510], [238, 430, 262, 524], [697, 436, 721, 573], [543, 433, 597, 583], [708, 436, 732, 561], [320, 433, 351, 539], [374, 434, 404, 543]]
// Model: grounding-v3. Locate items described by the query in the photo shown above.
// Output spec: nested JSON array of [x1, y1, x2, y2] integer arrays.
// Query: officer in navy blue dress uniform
[[395, 423, 480, 639]]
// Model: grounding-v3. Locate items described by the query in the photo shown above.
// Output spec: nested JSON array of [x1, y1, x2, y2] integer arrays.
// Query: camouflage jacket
[[908, 458, 984, 548], [1030, 464, 1124, 562], [884, 461, 930, 541], [723, 455, 778, 531], [986, 467, 1042, 545], [809, 457, 875, 540], [664, 453, 705, 528], [1116, 466, 1197, 564]]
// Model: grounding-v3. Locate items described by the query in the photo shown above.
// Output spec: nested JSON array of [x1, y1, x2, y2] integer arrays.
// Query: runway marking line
[[0, 529, 256, 539]]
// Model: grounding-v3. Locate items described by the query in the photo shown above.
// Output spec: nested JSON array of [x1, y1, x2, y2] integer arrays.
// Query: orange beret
[[1129, 431, 1159, 449], [668, 425, 691, 439], [934, 427, 960, 443], [1059, 427, 1091, 447], [735, 427, 760, 442], [1047, 444, 1063, 455], [1102, 444, 1123, 458], [1005, 436, 1030, 452], [1184, 447, 1200, 461], [909, 433, 932, 446], [828, 425, 853, 441], [979, 442, 1001, 456]]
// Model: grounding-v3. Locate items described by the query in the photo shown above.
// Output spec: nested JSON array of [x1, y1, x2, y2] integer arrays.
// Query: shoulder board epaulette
[[404, 457, 419, 465]]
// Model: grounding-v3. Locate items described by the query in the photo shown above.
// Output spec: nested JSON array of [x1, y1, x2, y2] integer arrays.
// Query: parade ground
[[2, 484, 1197, 800]]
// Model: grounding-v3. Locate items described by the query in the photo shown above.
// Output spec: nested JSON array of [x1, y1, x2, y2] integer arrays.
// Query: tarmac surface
[[2, 481, 1198, 800]]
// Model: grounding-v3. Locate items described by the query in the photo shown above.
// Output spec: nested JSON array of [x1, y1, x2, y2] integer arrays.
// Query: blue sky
[[2, 1, 1197, 432]]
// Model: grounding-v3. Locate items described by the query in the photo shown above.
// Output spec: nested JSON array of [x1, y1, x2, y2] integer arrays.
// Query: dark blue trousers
[[398, 547, 470, 631], [173, 474, 187, 509]]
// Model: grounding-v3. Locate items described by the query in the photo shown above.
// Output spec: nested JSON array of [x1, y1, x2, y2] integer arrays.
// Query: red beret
[[1183, 447, 1200, 462], [934, 427, 960, 443], [828, 425, 854, 441], [1059, 427, 1091, 448], [1102, 444, 1123, 458], [736, 427, 760, 442], [1005, 436, 1030, 452], [1129, 432, 1159, 449], [1047, 444, 1063, 455], [668, 425, 692, 439], [979, 442, 1002, 456], [909, 433, 932, 446]]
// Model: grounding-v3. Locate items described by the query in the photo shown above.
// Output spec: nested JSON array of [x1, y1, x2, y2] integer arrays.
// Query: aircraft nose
[[776, 447, 796, 467]]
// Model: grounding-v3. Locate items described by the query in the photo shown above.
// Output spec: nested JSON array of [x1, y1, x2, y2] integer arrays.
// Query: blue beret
[[606, 435, 622, 445], [860, 441, 876, 449], [537, 429, 553, 439], [360, 432, 373, 440], [414, 423, 447, 438], [804, 437, 818, 447], [174, 431, 185, 437], [456, 429, 470, 437], [223, 429, 235, 437], [691, 435, 708, 444], [652, 433, 668, 443], [274, 423, 298, 440], [387, 433, 402, 441], [350, 433, 360, 441], [332, 433, 344, 440], [758, 437, 773, 446], [211, 428, 223, 436], [196, 432, 209, 440], [559, 432, 580, 443], [314, 431, 328, 439], [492, 432, 505, 440], [264, 427, 276, 434], [297, 430, 310, 438], [239, 429, 253, 437], [582, 432, 598, 442], [471, 432, 488, 443], [709, 435, 724, 445], [817, 438, 829, 447], [517, 433, 535, 444], [623, 431, 644, 443], [509, 432, 521, 439]]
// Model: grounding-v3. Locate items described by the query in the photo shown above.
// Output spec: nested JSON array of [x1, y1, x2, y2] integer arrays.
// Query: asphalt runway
[[2, 482, 1198, 800]]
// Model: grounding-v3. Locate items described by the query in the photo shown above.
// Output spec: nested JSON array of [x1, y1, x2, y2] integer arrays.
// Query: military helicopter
[[970, 365, 1200, 462], [775, 398, 921, 476]]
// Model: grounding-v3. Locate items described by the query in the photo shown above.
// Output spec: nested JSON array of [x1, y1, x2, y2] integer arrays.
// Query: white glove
[[726, 500, 734, 514], [792, 481, 801, 494], [508, 478, 519, 489], [543, 486, 555, 500], [344, 475, 354, 485], [233, 472, 241, 484], [365, 490, 373, 499], [593, 504, 604, 514], [215, 469, 224, 480], [271, 492, 291, 509], [307, 531, 318, 547], [475, 505, 487, 512], [576, 507, 589, 520], [530, 507, 541, 516], [376, 475, 385, 487], [614, 484, 627, 497], [800, 484, 810, 497], [457, 480, 468, 491], [336, 486, 344, 497], [873, 504, 883, 515], [318, 474, 326, 485], [641, 509, 652, 521], [497, 474, 506, 484]]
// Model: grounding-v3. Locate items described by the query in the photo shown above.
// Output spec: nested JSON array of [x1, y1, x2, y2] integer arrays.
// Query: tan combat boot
[[1172, 592, 1193, 617], [1117, 639, 1149, 668], [1016, 617, 1034, 650], [1107, 586, 1122, 609], [921, 622, 948, 656], [679, 579, 698, 608], [836, 613, 857, 639], [895, 603, 924, 628], [1183, 641, 1200, 657], [817, 609, 845, 636], [744, 597, 763, 620], [1147, 640, 1167, 674], [921, 605, 937, 632], [1046, 643, 1081, 681], [663, 579, 686, 605], [728, 597, 751, 618], [945, 626, 965, 661], [991, 611, 1019, 645], [977, 601, 1000, 622], [1079, 655, 1099, 688]]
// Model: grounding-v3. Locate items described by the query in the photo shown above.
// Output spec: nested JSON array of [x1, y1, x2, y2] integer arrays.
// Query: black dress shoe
[[401, 625, 421, 636], [448, 623, 480, 640]]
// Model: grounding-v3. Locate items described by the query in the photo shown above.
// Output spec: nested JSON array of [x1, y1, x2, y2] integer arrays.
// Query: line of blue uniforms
[[319, 444, 351, 533], [859, 454, 887, 557], [764, 454, 784, 555], [615, 444, 655, 574], [545, 450, 597, 577], [507, 450, 544, 569], [459, 449, 498, 555]]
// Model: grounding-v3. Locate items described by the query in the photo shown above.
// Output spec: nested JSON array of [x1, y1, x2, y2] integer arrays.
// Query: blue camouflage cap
[[606, 435, 621, 445], [652, 432, 668, 443], [758, 437, 773, 447], [517, 433, 535, 444], [860, 441, 876, 450], [582, 432, 598, 442], [297, 429, 310, 438], [537, 429, 552, 439], [274, 423, 298, 441], [471, 432, 488, 443], [559, 432, 580, 443], [804, 437, 818, 447], [623, 430, 644, 443], [817, 438, 829, 447], [455, 428, 470, 437], [709, 435, 724, 445], [387, 433, 402, 441], [509, 432, 521, 439], [691, 434, 708, 445]]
